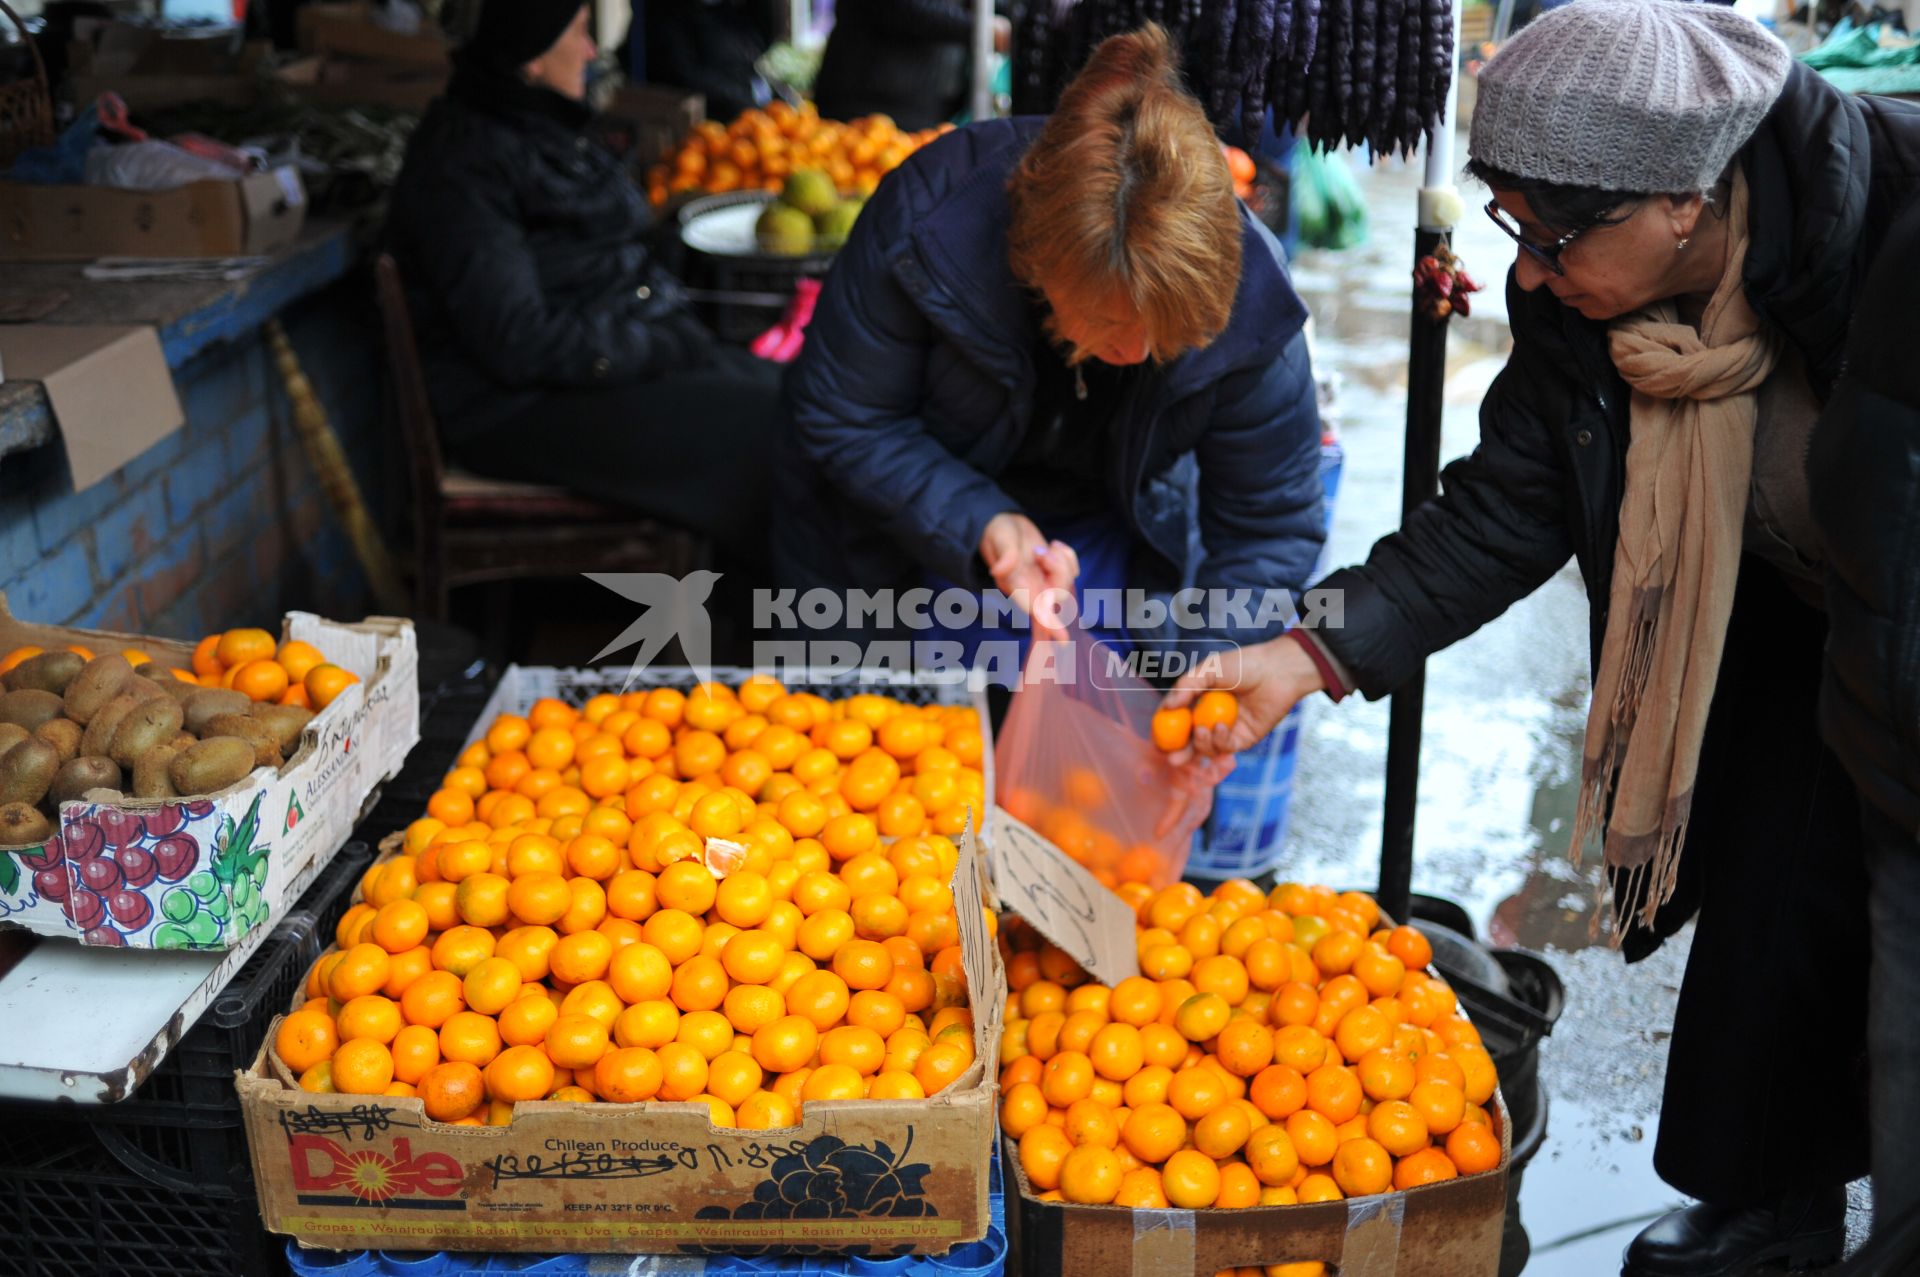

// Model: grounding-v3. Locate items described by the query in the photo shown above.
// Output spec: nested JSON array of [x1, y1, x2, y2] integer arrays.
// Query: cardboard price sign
[[988, 810, 1139, 986]]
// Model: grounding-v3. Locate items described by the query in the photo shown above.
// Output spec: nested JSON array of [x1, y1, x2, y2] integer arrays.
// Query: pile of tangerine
[[274, 680, 988, 1129], [0, 626, 358, 708], [997, 880, 1502, 1223]]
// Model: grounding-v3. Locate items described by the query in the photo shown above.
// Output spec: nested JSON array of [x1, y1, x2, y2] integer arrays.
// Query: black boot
[[1621, 1186, 1846, 1277]]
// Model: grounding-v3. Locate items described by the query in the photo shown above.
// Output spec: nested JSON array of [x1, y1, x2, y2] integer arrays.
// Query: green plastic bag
[[1294, 147, 1370, 252]]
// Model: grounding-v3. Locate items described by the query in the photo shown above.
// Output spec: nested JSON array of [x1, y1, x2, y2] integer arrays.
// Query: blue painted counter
[[0, 222, 389, 636]]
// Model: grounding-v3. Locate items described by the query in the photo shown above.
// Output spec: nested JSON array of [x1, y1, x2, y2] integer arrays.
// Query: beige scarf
[[1571, 170, 1782, 939]]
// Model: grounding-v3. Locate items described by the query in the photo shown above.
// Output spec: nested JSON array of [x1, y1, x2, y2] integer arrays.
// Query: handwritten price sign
[[988, 811, 1138, 986]]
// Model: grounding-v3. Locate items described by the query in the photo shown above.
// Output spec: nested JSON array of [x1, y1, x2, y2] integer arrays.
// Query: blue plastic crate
[[287, 1146, 1008, 1277], [1187, 440, 1342, 882]]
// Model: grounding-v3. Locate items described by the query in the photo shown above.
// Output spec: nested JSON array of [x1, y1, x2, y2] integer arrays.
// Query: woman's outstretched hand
[[1162, 633, 1327, 762]]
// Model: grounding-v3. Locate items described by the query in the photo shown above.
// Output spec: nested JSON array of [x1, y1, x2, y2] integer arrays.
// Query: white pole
[[1418, 0, 1467, 231], [971, 0, 996, 121]]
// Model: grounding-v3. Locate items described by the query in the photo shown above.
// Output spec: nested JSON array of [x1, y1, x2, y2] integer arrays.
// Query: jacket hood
[[884, 118, 1309, 398]]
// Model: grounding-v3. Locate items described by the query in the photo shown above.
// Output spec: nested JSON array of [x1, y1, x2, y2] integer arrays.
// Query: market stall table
[[0, 221, 357, 458]]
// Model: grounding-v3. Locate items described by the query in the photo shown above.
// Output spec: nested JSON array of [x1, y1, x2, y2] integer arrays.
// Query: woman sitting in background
[[386, 0, 779, 568]]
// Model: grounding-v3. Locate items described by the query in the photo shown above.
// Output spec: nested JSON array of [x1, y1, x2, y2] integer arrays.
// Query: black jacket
[[385, 58, 712, 441], [1811, 198, 1920, 842], [813, 0, 976, 130], [1316, 65, 1920, 697]]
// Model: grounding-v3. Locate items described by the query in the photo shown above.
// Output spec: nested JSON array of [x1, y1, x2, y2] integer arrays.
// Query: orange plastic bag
[[994, 639, 1230, 890]]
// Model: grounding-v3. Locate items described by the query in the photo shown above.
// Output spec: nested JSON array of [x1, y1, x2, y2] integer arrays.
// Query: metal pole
[[971, 0, 995, 121], [1379, 0, 1465, 927]]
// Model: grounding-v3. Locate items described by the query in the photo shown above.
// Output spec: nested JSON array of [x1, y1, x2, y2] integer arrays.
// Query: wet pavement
[[1280, 146, 1871, 1272]]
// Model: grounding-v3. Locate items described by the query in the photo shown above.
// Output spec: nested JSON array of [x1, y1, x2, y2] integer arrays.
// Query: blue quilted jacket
[[771, 117, 1326, 650]]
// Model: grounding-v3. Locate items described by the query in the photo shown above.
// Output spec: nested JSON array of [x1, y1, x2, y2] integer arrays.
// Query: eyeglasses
[[1484, 199, 1604, 276]]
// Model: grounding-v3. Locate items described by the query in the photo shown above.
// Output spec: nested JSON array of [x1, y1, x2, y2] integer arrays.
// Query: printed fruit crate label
[[988, 810, 1139, 986], [259, 1100, 979, 1249]]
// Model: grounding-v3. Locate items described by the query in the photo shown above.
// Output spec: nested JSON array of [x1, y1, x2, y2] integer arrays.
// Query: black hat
[[466, 0, 586, 72]]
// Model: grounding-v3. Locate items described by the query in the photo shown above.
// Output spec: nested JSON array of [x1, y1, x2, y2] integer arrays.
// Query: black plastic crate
[[0, 840, 377, 1197], [0, 1115, 285, 1277]]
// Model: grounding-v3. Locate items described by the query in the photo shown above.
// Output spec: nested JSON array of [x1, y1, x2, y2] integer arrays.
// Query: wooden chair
[[372, 253, 710, 621]]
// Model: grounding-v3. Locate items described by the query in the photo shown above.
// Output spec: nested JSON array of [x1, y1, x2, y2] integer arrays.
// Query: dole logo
[[291, 1134, 466, 1208]]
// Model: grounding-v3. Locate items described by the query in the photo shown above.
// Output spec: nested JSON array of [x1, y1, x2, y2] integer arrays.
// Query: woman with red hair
[[774, 24, 1325, 671]]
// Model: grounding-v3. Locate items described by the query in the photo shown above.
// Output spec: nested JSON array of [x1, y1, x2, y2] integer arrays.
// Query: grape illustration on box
[[12, 793, 272, 947], [683, 1134, 938, 1257]]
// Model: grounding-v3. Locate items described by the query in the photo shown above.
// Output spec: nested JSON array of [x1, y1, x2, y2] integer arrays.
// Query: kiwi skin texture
[[32, 717, 82, 764], [109, 698, 185, 770], [200, 714, 283, 770], [254, 705, 315, 754], [62, 655, 135, 725], [0, 801, 52, 848], [0, 737, 59, 807], [6, 650, 84, 695], [131, 747, 180, 800], [184, 689, 252, 737], [51, 755, 122, 805], [0, 689, 65, 731], [80, 694, 141, 759], [168, 737, 257, 797]]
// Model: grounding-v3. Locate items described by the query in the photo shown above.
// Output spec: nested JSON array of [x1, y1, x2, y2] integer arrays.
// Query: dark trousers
[[450, 347, 782, 566], [1644, 561, 1871, 1204], [1866, 802, 1920, 1233]]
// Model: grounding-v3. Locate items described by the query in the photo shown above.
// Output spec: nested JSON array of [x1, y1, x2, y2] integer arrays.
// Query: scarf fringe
[[1569, 590, 1662, 870]]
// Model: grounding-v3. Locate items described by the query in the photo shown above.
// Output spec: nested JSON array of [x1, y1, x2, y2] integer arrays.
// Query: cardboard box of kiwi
[[0, 597, 419, 950], [986, 815, 1510, 1277], [236, 824, 1005, 1256]]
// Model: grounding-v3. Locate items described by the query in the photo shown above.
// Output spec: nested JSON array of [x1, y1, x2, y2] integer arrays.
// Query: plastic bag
[[994, 638, 1231, 890], [85, 140, 252, 191], [1293, 146, 1370, 252]]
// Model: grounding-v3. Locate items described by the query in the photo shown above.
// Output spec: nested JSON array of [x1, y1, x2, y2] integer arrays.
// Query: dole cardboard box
[[236, 824, 1005, 1255], [0, 601, 419, 949], [986, 813, 1510, 1277]]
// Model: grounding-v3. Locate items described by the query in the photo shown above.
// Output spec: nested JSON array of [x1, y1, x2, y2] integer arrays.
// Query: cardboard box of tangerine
[[238, 671, 1004, 1256], [983, 813, 1511, 1277]]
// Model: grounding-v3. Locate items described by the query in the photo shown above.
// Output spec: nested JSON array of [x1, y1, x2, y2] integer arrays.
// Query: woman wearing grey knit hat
[[1166, 0, 1920, 1272]]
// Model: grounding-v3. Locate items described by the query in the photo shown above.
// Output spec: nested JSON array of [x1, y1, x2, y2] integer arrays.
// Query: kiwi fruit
[[132, 744, 182, 800], [109, 697, 185, 769], [253, 704, 315, 755], [0, 801, 52, 847], [80, 693, 142, 758], [62, 654, 135, 725], [32, 717, 82, 763], [0, 737, 60, 807], [201, 713, 283, 769], [6, 650, 84, 695], [149, 671, 199, 704], [0, 688, 66, 731], [184, 689, 252, 737], [0, 723, 28, 755], [51, 755, 122, 804], [169, 736, 258, 796]]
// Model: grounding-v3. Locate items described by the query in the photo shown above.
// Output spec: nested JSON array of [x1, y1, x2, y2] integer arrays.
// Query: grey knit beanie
[[1468, 0, 1792, 193]]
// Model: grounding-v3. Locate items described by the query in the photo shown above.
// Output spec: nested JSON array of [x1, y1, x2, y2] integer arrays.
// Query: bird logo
[[586, 571, 722, 689]]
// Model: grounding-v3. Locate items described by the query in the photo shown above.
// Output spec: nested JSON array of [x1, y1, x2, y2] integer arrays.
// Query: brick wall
[[0, 278, 392, 643]]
